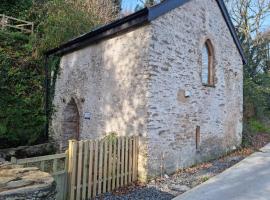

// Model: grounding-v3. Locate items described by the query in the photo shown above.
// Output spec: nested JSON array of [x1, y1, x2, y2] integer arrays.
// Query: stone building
[[46, 0, 246, 180]]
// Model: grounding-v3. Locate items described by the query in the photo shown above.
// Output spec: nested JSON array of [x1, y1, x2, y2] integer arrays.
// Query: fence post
[[1, 14, 5, 30], [65, 150, 69, 171], [135, 136, 138, 181], [11, 157, 17, 164], [30, 22, 34, 34], [68, 140, 77, 200], [0, 14, 33, 33]]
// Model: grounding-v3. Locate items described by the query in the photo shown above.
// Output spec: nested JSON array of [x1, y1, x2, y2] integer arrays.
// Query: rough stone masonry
[[51, 0, 243, 181], [0, 164, 56, 200]]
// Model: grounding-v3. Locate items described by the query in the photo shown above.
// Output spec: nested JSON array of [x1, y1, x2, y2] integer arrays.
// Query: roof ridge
[[46, 0, 246, 65]]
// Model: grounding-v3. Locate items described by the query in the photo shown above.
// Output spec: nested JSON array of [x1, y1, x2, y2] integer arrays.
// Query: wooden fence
[[0, 14, 34, 34], [11, 136, 138, 200], [68, 136, 138, 200], [11, 152, 68, 200]]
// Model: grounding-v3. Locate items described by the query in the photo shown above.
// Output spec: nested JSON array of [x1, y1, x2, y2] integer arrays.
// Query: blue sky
[[121, 0, 141, 11], [120, 0, 269, 31]]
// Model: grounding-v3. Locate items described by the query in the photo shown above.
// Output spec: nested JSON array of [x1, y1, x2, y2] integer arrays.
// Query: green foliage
[[242, 40, 270, 140], [30, 0, 102, 55], [0, 0, 32, 17], [0, 0, 120, 148], [244, 74, 270, 118], [200, 176, 210, 182], [0, 31, 45, 148], [104, 132, 118, 142], [47, 56, 60, 123], [247, 118, 270, 134]]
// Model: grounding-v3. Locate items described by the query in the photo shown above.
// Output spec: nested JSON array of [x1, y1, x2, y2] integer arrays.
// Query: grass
[[248, 118, 270, 134], [200, 176, 210, 183]]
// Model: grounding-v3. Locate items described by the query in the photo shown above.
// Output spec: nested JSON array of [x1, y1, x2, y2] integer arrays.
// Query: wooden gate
[[11, 136, 139, 200], [68, 136, 138, 200], [11, 152, 68, 200]]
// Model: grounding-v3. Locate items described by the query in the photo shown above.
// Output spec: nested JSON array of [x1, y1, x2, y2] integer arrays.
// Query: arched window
[[202, 39, 214, 86]]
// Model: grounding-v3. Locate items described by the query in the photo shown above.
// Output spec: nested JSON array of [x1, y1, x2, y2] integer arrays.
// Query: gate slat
[[68, 141, 73, 200], [92, 140, 99, 198], [70, 141, 78, 200], [103, 139, 108, 193], [107, 139, 112, 192], [76, 140, 83, 200], [135, 137, 138, 181], [112, 139, 116, 190], [132, 137, 136, 182], [88, 141, 93, 199], [98, 140, 103, 195], [116, 137, 120, 188], [82, 141, 89, 200], [125, 137, 128, 185], [120, 137, 125, 187], [128, 138, 132, 183]]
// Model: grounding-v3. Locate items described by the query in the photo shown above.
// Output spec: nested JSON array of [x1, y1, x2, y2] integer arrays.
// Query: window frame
[[201, 39, 215, 87]]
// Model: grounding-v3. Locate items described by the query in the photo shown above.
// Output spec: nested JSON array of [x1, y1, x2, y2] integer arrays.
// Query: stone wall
[[146, 0, 243, 177], [0, 164, 56, 200], [0, 143, 56, 161], [51, 25, 151, 180]]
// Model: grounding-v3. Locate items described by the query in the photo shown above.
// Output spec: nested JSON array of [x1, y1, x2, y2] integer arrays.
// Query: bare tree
[[143, 0, 156, 6], [67, 0, 121, 23], [134, 0, 163, 10], [225, 0, 270, 76], [225, 0, 270, 123]]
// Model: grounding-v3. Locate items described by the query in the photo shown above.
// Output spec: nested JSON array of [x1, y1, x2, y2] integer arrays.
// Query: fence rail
[[11, 152, 68, 200], [68, 136, 138, 200], [10, 136, 139, 200], [0, 14, 34, 33]]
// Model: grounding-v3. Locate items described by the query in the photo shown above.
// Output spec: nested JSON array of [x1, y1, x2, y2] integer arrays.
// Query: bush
[[247, 118, 270, 134], [0, 0, 119, 148], [30, 0, 102, 56], [0, 0, 32, 18], [244, 75, 270, 119], [0, 31, 45, 148]]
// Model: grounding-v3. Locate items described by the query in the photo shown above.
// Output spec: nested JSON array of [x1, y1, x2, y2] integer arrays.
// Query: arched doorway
[[61, 98, 80, 150]]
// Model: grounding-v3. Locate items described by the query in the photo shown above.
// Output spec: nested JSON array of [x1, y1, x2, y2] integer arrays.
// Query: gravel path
[[94, 148, 253, 200], [98, 187, 175, 200]]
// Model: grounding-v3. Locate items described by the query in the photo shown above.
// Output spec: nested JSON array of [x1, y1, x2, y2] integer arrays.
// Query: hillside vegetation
[[0, 0, 120, 148], [0, 31, 44, 148]]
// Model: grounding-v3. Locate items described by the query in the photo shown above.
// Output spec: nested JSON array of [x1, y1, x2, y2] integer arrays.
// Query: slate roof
[[46, 0, 246, 64]]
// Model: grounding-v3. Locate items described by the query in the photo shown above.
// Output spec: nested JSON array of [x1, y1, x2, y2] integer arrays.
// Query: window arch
[[201, 39, 214, 86]]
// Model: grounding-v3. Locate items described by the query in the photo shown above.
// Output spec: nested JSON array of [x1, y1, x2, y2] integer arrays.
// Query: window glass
[[202, 44, 209, 84]]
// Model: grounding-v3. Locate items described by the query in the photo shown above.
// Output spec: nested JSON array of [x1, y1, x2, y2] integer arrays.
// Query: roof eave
[[45, 8, 149, 56], [216, 0, 247, 65], [45, 0, 247, 65], [148, 0, 190, 20]]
